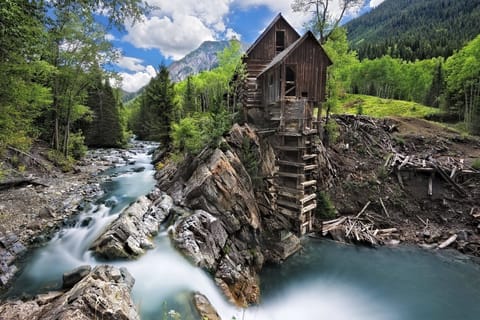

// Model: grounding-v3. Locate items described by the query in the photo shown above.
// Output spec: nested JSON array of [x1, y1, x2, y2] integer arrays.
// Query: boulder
[[0, 265, 139, 320], [91, 193, 173, 260], [192, 292, 220, 320], [62, 265, 91, 289]]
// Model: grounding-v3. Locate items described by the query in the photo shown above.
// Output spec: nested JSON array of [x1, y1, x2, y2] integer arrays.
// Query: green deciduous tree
[[445, 35, 480, 134], [292, 0, 365, 43]]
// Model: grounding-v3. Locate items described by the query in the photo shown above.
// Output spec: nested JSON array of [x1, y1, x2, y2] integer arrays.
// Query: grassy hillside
[[335, 94, 441, 118]]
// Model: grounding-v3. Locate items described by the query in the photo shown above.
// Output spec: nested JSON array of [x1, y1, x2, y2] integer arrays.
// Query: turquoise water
[[4, 144, 480, 320]]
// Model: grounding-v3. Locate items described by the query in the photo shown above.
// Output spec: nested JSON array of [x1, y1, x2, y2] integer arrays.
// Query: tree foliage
[[292, 0, 365, 43], [130, 65, 176, 145], [445, 35, 480, 134], [346, 0, 480, 61]]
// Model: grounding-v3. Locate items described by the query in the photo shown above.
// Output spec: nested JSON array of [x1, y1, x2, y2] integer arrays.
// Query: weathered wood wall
[[247, 19, 300, 63]]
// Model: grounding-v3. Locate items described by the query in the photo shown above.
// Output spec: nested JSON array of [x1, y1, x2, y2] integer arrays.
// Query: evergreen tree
[[132, 65, 175, 146], [84, 76, 125, 147]]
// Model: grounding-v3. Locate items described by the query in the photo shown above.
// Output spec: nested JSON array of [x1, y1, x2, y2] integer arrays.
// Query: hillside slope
[[345, 0, 480, 60]]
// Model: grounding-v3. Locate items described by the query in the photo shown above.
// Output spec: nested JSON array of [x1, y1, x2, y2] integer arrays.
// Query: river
[[4, 143, 480, 320]]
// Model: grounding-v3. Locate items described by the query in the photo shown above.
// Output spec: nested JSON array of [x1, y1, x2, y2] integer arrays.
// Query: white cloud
[[122, 0, 365, 61], [123, 14, 215, 59], [225, 28, 241, 40], [105, 33, 116, 41], [117, 65, 157, 93], [369, 0, 385, 8], [116, 56, 147, 72]]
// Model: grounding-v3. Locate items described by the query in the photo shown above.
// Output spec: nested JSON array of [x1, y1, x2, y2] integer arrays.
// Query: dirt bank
[[322, 115, 480, 256]]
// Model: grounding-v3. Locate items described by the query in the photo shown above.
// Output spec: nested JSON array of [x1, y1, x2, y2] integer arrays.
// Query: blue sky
[[109, 0, 385, 92]]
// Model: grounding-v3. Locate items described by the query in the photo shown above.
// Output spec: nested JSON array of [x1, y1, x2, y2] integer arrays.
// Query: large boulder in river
[[0, 265, 139, 320], [157, 129, 266, 305], [91, 192, 173, 259]]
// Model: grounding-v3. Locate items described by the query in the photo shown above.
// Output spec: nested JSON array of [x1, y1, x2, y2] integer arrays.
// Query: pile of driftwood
[[321, 201, 399, 246], [385, 152, 479, 197], [334, 115, 395, 154]]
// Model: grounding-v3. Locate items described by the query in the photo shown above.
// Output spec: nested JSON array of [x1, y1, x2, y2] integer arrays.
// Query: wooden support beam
[[276, 160, 306, 167], [301, 202, 317, 214], [277, 171, 304, 178], [299, 193, 316, 204], [301, 180, 317, 187]]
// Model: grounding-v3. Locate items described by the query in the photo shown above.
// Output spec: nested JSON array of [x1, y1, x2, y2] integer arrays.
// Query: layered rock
[[0, 265, 139, 320], [91, 191, 173, 259], [156, 124, 301, 306]]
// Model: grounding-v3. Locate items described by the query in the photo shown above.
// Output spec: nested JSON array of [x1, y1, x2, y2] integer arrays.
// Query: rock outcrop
[[0, 265, 139, 320], [192, 292, 221, 320], [156, 124, 301, 306], [91, 191, 173, 259]]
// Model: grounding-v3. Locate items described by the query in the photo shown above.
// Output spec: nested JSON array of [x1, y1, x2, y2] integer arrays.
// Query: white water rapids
[[6, 144, 480, 320]]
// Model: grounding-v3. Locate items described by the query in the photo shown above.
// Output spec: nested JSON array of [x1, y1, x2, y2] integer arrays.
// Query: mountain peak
[[167, 40, 231, 82]]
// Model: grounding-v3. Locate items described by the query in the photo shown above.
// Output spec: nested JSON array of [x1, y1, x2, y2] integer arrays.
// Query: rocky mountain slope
[[168, 41, 231, 83]]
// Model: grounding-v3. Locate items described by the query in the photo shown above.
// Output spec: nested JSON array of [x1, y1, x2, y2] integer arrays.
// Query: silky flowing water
[[4, 144, 480, 320]]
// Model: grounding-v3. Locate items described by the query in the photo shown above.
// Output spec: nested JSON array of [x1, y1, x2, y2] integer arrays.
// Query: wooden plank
[[301, 180, 317, 187], [277, 189, 303, 200], [277, 199, 300, 209], [278, 206, 298, 218], [275, 145, 307, 151], [299, 193, 316, 204], [304, 164, 318, 171], [276, 185, 306, 194], [276, 160, 305, 167], [302, 154, 317, 160], [276, 131, 302, 137], [277, 171, 304, 178], [301, 202, 317, 214]]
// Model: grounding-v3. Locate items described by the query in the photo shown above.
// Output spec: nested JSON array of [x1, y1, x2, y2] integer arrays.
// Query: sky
[[108, 0, 386, 93]]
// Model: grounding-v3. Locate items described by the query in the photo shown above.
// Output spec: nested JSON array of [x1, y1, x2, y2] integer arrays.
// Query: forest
[[0, 0, 479, 173], [345, 0, 480, 61]]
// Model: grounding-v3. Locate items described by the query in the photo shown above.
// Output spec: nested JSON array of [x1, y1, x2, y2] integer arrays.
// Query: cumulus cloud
[[369, 0, 385, 8], [116, 56, 147, 72], [225, 28, 241, 40], [117, 65, 157, 93], [123, 14, 215, 60], [122, 0, 364, 61]]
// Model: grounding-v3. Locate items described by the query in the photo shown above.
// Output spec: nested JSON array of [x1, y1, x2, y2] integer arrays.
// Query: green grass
[[335, 94, 441, 118]]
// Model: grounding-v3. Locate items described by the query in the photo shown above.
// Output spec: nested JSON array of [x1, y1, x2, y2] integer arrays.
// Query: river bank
[[0, 142, 154, 289]]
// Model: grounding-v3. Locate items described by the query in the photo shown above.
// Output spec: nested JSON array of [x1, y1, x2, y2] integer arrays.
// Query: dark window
[[276, 30, 285, 53], [301, 91, 308, 98], [285, 65, 296, 97]]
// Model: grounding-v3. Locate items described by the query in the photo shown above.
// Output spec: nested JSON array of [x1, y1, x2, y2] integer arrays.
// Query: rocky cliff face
[[155, 124, 301, 306], [0, 265, 139, 320]]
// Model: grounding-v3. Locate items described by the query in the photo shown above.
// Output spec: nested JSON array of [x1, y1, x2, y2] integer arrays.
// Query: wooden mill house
[[243, 13, 332, 235]]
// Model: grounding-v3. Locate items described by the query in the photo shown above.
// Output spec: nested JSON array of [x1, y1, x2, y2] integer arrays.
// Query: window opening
[[276, 30, 285, 53], [285, 65, 296, 97]]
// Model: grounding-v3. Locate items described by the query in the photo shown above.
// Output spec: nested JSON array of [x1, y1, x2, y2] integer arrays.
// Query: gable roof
[[245, 13, 300, 56], [257, 31, 333, 77]]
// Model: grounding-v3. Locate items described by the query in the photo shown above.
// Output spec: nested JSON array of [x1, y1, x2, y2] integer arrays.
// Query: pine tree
[[84, 76, 125, 148]]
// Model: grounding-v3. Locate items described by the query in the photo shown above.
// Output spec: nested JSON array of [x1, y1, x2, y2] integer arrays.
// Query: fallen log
[[437, 234, 458, 249], [355, 201, 371, 218], [0, 178, 50, 190]]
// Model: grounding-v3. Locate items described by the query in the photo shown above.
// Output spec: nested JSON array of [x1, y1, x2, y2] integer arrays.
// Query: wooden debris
[[437, 234, 458, 249], [379, 198, 390, 218], [355, 201, 371, 218], [384, 151, 478, 197], [322, 214, 398, 247]]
